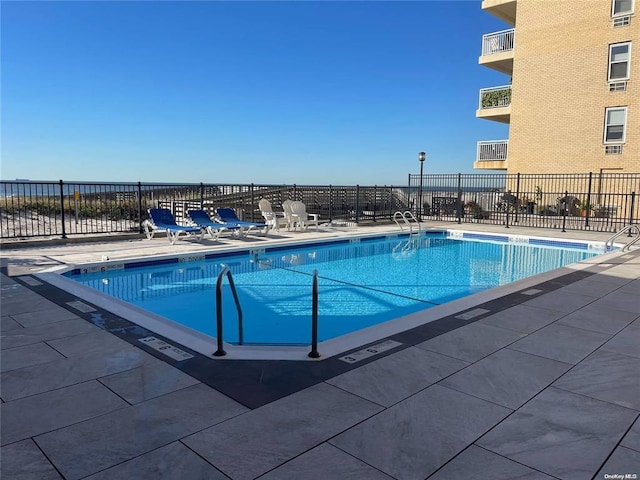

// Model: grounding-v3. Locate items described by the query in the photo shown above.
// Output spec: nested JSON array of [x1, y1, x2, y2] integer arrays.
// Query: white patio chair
[[258, 199, 288, 232], [282, 199, 296, 231], [289, 201, 319, 231]]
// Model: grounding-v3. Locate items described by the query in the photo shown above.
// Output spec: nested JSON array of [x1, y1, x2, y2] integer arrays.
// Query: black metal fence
[[0, 181, 407, 239], [407, 172, 640, 233], [1, 173, 638, 240]]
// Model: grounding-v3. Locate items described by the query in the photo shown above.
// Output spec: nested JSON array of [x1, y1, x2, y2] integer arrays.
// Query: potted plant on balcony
[[481, 88, 512, 108]]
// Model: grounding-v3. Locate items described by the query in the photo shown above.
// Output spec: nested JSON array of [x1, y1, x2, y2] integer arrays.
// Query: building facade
[[476, 0, 639, 174]]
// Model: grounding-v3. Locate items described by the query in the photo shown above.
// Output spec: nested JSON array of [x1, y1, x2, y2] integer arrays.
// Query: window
[[604, 107, 627, 143], [608, 43, 631, 81], [612, 0, 634, 16]]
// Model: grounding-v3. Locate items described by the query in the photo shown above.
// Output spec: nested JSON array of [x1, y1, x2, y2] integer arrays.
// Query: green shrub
[[76, 203, 103, 218], [0, 198, 62, 216], [107, 202, 139, 220], [0, 199, 20, 215], [481, 88, 511, 108]]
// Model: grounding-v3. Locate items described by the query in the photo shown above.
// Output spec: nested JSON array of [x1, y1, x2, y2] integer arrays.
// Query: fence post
[[585, 172, 593, 229], [562, 190, 568, 233], [514, 173, 521, 224], [505, 189, 511, 229], [59, 180, 67, 239], [629, 192, 636, 234], [355, 185, 360, 223], [137, 182, 143, 233], [200, 183, 204, 209], [389, 186, 394, 221], [250, 183, 254, 222], [456, 173, 462, 224], [408, 173, 415, 216], [329, 185, 333, 221], [373, 185, 377, 222]]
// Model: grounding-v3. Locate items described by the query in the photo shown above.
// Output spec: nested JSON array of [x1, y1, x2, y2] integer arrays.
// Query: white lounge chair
[[289, 201, 319, 231], [259, 199, 288, 232]]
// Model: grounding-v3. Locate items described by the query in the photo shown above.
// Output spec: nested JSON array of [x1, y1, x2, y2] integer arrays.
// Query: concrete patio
[[1, 222, 639, 480]]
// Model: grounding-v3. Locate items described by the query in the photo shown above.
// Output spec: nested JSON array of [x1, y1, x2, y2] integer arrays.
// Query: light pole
[[418, 152, 426, 221]]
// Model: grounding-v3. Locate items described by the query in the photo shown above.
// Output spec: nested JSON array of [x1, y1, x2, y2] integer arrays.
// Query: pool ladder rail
[[214, 265, 243, 357], [393, 210, 422, 235], [605, 225, 640, 252], [213, 265, 322, 358]]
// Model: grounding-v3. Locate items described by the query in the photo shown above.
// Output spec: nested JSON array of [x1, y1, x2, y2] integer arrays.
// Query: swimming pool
[[63, 231, 602, 348]]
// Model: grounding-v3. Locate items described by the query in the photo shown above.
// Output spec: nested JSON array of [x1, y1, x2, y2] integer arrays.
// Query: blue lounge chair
[[144, 208, 204, 245], [215, 207, 267, 236], [187, 209, 241, 240]]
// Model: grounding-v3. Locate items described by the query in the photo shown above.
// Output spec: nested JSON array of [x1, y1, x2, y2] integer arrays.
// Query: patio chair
[[258, 198, 288, 232], [187, 209, 241, 240], [289, 201, 319, 231], [143, 208, 205, 245], [282, 199, 296, 231], [215, 207, 268, 236]]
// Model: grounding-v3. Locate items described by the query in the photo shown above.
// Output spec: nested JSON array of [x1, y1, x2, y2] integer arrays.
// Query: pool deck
[[1, 222, 639, 480]]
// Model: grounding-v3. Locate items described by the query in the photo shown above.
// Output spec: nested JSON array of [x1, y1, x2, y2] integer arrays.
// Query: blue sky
[[1, 1, 509, 185]]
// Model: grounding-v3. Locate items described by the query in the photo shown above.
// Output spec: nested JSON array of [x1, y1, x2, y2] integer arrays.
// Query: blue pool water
[[66, 233, 600, 345]]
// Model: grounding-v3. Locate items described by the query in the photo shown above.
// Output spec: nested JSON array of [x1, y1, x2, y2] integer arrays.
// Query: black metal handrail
[[213, 265, 243, 357], [309, 269, 320, 358]]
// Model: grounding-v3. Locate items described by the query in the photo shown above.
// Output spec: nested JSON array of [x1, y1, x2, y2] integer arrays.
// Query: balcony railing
[[481, 28, 515, 56], [477, 140, 508, 161], [479, 85, 512, 109]]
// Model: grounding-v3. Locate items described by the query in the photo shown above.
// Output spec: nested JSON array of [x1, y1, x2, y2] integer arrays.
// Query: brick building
[[475, 0, 639, 174]]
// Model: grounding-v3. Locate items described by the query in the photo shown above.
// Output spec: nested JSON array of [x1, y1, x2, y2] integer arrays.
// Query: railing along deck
[[2, 173, 639, 239]]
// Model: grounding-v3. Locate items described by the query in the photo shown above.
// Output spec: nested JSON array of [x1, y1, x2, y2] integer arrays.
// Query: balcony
[[479, 29, 514, 75], [474, 140, 508, 170], [476, 85, 511, 123], [481, 0, 517, 25]]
